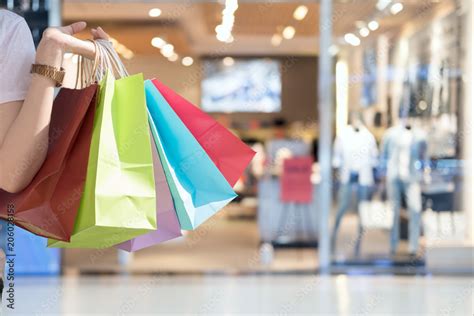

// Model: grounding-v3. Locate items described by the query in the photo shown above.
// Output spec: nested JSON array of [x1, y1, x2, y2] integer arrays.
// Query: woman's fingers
[[40, 22, 111, 60], [91, 27, 110, 40], [66, 24, 109, 59], [96, 27, 110, 40]]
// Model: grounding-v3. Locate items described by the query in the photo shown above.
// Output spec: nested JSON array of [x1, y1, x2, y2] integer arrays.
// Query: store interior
[[2, 0, 473, 314]]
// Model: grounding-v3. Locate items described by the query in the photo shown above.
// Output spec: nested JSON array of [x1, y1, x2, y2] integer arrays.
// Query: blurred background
[[2, 0, 473, 314]]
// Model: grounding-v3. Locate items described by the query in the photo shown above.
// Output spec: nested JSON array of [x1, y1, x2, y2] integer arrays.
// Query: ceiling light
[[329, 45, 340, 56], [225, 35, 234, 43], [271, 34, 282, 47], [344, 33, 361, 46], [225, 0, 239, 11], [376, 0, 392, 11], [355, 20, 366, 28], [293, 5, 308, 21], [216, 0, 239, 43], [282, 26, 296, 40], [222, 15, 235, 28], [148, 8, 162, 18], [222, 6, 238, 16], [161, 44, 174, 57], [151, 37, 166, 48], [223, 57, 235, 67], [109, 37, 134, 60], [390, 2, 404, 15], [182, 56, 194, 66], [122, 50, 134, 60], [216, 31, 231, 42], [116, 43, 126, 54], [368, 20, 379, 31], [359, 27, 370, 37], [168, 53, 179, 62], [215, 25, 225, 33]]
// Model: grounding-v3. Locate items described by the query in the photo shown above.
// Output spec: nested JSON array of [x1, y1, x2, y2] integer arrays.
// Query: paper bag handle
[[75, 39, 129, 88]]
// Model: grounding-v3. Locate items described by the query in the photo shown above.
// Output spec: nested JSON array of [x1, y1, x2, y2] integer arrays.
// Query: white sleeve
[[0, 18, 36, 104]]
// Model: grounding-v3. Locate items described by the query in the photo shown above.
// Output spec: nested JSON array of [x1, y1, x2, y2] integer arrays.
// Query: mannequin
[[331, 113, 378, 255], [381, 117, 427, 256]]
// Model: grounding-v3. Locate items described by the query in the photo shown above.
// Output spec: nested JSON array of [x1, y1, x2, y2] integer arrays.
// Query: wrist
[[35, 38, 64, 68]]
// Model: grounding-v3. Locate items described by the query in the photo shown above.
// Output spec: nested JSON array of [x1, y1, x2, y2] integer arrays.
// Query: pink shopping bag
[[280, 157, 313, 203], [151, 79, 255, 187]]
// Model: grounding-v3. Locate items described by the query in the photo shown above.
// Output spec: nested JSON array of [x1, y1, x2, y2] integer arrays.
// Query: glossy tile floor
[[61, 212, 410, 275], [5, 275, 473, 315], [62, 212, 319, 274]]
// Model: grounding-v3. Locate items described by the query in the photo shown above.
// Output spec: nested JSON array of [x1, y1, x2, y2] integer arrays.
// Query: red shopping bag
[[0, 85, 97, 241], [151, 79, 255, 186]]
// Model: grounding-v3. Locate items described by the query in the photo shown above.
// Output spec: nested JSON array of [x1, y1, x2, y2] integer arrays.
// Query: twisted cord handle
[[74, 39, 129, 88]]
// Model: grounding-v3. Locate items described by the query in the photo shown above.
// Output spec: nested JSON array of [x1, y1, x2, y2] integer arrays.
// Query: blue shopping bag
[[145, 80, 236, 229]]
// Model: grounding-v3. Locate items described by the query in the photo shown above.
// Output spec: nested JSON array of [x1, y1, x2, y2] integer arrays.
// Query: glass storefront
[[330, 0, 471, 273]]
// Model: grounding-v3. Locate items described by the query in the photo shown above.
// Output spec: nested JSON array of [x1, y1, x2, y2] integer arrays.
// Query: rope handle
[[74, 39, 129, 89]]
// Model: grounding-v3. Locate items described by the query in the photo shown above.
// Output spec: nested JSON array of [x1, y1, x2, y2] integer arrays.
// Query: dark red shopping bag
[[151, 79, 255, 186], [0, 85, 97, 241]]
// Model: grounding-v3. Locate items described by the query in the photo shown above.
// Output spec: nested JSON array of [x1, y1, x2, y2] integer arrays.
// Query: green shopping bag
[[48, 72, 157, 248]]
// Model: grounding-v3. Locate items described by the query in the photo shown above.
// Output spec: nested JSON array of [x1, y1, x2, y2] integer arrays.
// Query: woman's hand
[[36, 22, 109, 67]]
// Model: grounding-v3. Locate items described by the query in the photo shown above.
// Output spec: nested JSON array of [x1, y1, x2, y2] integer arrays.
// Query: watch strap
[[30, 64, 65, 87]]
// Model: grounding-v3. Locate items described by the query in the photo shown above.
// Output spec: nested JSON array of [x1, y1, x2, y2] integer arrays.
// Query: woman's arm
[[0, 23, 107, 193]]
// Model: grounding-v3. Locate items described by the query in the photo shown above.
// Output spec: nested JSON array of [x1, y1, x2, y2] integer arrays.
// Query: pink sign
[[280, 157, 313, 203]]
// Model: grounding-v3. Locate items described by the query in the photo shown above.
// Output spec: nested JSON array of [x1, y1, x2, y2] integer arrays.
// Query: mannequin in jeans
[[0, 8, 108, 300], [381, 117, 427, 257], [331, 113, 378, 256]]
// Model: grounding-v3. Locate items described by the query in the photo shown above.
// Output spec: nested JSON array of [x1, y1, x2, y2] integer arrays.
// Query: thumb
[[60, 21, 87, 36]]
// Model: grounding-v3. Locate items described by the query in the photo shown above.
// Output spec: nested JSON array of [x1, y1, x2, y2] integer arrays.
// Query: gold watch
[[30, 64, 66, 87]]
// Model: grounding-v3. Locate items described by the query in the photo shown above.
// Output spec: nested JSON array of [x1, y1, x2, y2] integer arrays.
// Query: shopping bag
[[151, 79, 255, 186], [146, 80, 236, 230], [48, 72, 157, 248], [116, 131, 182, 252], [358, 200, 394, 229], [0, 85, 97, 241], [280, 157, 313, 203]]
